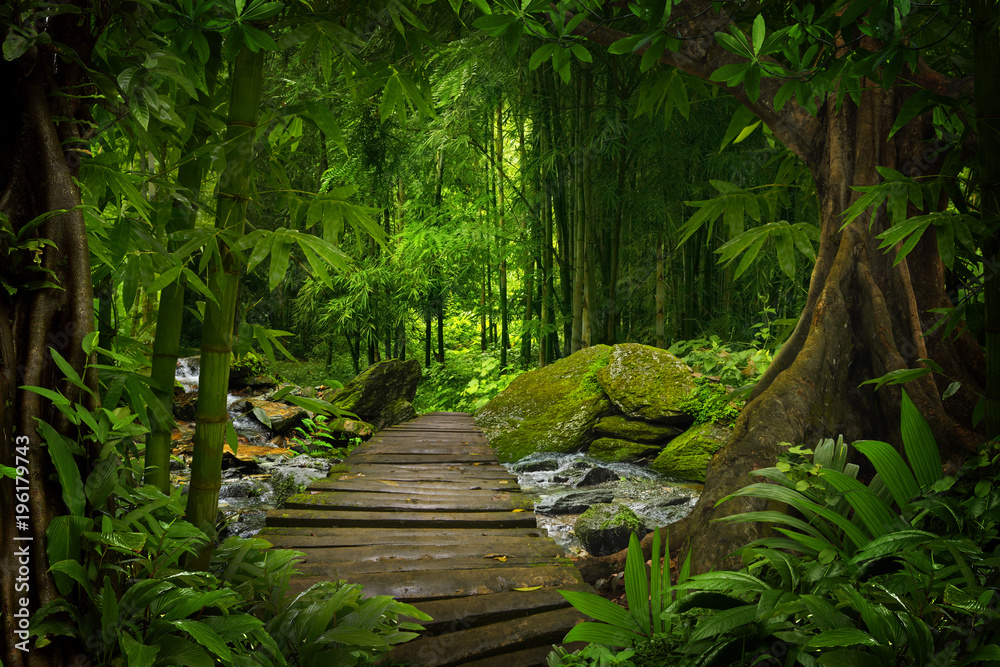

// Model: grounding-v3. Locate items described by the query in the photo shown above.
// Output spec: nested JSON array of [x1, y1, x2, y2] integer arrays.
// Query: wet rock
[[246, 397, 308, 435], [173, 391, 199, 421], [587, 438, 662, 463], [574, 466, 619, 487], [512, 458, 561, 473], [475, 346, 612, 462], [536, 490, 614, 515], [592, 415, 682, 444], [650, 422, 731, 482], [595, 344, 696, 424], [322, 358, 421, 431], [574, 503, 645, 557], [221, 452, 262, 474], [218, 480, 270, 500]]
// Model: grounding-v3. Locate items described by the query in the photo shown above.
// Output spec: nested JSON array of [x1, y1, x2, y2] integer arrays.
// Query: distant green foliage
[[677, 377, 741, 425], [414, 349, 524, 413]]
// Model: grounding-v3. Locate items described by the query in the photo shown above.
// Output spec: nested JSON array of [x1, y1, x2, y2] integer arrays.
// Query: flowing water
[[502, 452, 701, 556]]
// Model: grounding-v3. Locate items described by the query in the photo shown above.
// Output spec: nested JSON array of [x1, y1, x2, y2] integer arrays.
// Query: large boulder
[[649, 422, 732, 482], [535, 489, 614, 516], [574, 504, 645, 557], [595, 344, 696, 424], [474, 345, 612, 462], [322, 358, 421, 431], [245, 397, 308, 435], [592, 415, 682, 443]]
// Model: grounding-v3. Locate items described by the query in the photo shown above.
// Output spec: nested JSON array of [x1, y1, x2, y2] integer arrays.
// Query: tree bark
[[1, 17, 99, 663]]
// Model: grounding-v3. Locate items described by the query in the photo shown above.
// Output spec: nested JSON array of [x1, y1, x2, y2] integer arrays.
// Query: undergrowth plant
[[552, 390, 1000, 666]]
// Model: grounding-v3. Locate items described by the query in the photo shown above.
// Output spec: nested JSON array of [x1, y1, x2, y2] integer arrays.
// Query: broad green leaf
[[624, 532, 650, 634], [562, 621, 644, 647], [689, 604, 757, 641], [558, 590, 643, 633], [817, 469, 897, 538], [805, 627, 879, 647], [852, 440, 919, 508], [120, 632, 159, 667], [751, 14, 765, 55], [36, 419, 85, 516], [900, 389, 942, 489]]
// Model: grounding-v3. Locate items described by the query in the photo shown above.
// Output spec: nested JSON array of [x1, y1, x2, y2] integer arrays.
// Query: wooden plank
[[401, 584, 591, 633], [457, 644, 586, 667], [348, 453, 498, 465], [265, 508, 538, 529], [295, 554, 573, 576], [282, 491, 535, 512], [388, 607, 586, 667], [258, 527, 546, 548], [355, 444, 493, 455], [291, 540, 565, 564], [287, 563, 586, 599], [340, 465, 514, 479], [306, 478, 519, 494]]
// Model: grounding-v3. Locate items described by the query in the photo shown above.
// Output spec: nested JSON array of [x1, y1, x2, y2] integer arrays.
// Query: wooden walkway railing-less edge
[[259, 412, 591, 667]]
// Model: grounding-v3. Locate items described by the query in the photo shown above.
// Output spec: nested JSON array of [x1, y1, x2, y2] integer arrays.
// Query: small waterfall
[[175, 357, 200, 392]]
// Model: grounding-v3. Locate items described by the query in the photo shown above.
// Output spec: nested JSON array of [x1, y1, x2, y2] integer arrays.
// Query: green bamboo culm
[[146, 36, 222, 493], [186, 45, 265, 567], [974, 0, 1000, 439]]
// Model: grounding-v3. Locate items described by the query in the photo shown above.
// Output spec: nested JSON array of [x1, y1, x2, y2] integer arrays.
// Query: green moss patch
[[596, 344, 696, 423], [649, 422, 731, 482], [474, 345, 612, 462]]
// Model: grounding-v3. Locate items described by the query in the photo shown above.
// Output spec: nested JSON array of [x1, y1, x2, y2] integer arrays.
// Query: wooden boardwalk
[[259, 412, 589, 666]]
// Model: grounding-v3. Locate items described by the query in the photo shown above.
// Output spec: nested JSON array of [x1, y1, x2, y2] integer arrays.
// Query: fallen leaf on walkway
[[512, 509, 527, 512], [484, 554, 508, 561], [514, 586, 542, 592], [379, 480, 399, 486], [498, 480, 509, 484]]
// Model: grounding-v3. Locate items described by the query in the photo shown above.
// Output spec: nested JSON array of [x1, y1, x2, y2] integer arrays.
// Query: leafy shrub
[[553, 390, 1000, 666], [677, 377, 742, 425], [669, 336, 771, 388]]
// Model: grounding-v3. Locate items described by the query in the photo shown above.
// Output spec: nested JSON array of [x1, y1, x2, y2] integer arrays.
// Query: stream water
[[501, 452, 700, 555]]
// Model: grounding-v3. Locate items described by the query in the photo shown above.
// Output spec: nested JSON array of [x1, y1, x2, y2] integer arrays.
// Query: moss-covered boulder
[[592, 415, 682, 443], [587, 437, 662, 463], [574, 503, 645, 557], [596, 344, 696, 424], [322, 358, 421, 431], [474, 345, 612, 462], [649, 422, 732, 482]]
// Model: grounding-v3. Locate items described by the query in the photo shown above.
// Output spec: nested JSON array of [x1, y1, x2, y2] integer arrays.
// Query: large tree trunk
[[0, 22, 99, 666], [569, 2, 985, 574]]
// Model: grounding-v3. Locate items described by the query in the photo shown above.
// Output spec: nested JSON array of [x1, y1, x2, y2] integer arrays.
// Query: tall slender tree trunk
[[496, 103, 510, 369], [186, 46, 264, 568], [147, 41, 220, 493], [974, 0, 1000, 437], [656, 236, 666, 348], [570, 74, 585, 353], [520, 116, 535, 368]]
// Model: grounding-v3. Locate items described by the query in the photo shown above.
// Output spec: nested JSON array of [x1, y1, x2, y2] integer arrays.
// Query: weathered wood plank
[[348, 453, 498, 465], [290, 540, 564, 564], [400, 584, 590, 633], [265, 508, 538, 529], [282, 491, 535, 512], [306, 478, 520, 494], [295, 554, 573, 576], [287, 563, 586, 600], [388, 607, 587, 667], [257, 526, 546, 548], [338, 465, 514, 479]]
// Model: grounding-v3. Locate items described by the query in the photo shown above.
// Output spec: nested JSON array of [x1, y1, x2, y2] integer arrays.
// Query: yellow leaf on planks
[[379, 480, 399, 486], [484, 553, 508, 562], [514, 586, 542, 592], [512, 509, 527, 512]]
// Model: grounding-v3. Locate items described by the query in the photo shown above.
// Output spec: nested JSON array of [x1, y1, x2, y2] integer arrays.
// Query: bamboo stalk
[[186, 46, 264, 566]]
